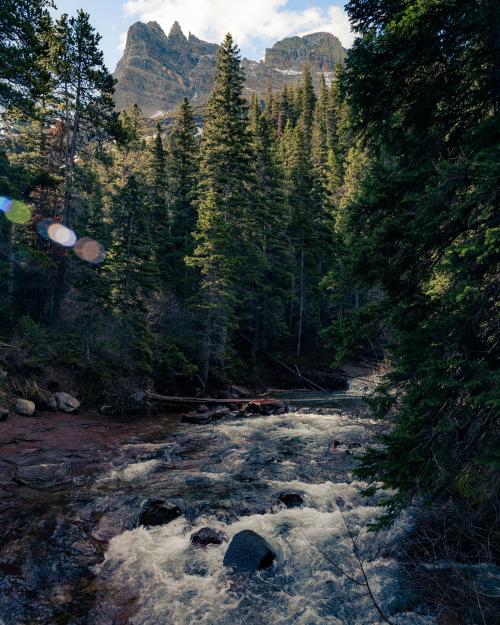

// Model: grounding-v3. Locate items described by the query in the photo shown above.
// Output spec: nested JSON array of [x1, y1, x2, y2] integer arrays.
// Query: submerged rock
[[191, 527, 227, 547], [278, 493, 304, 508], [223, 530, 275, 573], [14, 399, 35, 416], [99, 404, 115, 416], [139, 498, 182, 527], [182, 412, 212, 425], [242, 401, 287, 416], [53, 392, 80, 413]]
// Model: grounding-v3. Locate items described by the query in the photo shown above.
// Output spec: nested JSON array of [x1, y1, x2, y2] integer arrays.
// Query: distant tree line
[[0, 3, 358, 392]]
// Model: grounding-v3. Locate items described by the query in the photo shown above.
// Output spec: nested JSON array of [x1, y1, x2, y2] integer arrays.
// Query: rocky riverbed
[[0, 397, 437, 625]]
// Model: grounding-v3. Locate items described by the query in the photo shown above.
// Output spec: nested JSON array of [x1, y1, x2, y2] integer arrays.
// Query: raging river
[[0, 390, 437, 625]]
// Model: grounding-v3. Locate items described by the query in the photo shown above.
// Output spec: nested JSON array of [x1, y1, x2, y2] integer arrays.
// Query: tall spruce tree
[[243, 97, 290, 362], [0, 0, 53, 110], [107, 174, 157, 374], [149, 123, 168, 231], [187, 33, 252, 381], [167, 97, 199, 299]]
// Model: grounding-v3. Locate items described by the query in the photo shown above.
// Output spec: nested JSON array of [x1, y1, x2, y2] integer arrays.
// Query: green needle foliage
[[336, 0, 500, 526]]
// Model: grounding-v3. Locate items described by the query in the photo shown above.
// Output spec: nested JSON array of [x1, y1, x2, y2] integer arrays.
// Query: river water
[[0, 395, 437, 625]]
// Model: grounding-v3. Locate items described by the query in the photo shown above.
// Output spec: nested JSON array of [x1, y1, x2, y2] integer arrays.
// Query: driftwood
[[146, 392, 282, 406]]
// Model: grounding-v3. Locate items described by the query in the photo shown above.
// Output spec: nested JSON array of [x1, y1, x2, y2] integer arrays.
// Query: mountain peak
[[265, 31, 346, 72], [169, 21, 186, 39]]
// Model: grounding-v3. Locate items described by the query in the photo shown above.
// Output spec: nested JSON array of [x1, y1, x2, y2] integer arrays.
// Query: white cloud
[[121, 0, 354, 57], [118, 31, 128, 52]]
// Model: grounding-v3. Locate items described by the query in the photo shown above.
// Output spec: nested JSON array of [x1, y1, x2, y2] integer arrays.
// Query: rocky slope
[[114, 21, 347, 117]]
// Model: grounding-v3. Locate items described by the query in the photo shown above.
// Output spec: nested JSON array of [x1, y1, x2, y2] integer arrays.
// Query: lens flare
[[47, 223, 77, 247], [0, 197, 13, 213], [38, 218, 58, 240], [5, 200, 31, 224], [73, 237, 106, 264]]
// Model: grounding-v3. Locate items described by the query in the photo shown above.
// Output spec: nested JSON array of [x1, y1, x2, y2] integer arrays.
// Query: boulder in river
[[0, 407, 9, 421], [191, 527, 227, 547], [139, 498, 182, 527], [242, 400, 287, 416], [14, 399, 36, 416], [53, 392, 80, 413], [278, 493, 304, 508], [223, 529, 275, 573], [182, 412, 212, 425]]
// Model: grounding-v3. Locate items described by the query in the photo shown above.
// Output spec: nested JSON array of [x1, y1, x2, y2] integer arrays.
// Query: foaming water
[[92, 406, 436, 625], [98, 458, 163, 483]]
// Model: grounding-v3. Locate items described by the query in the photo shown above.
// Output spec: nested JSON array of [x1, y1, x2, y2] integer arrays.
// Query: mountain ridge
[[114, 22, 347, 117]]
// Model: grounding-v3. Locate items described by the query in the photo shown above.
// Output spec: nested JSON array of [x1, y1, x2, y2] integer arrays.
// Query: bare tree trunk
[[251, 309, 260, 366], [201, 304, 212, 383], [297, 239, 305, 358], [51, 64, 82, 325], [6, 224, 15, 307]]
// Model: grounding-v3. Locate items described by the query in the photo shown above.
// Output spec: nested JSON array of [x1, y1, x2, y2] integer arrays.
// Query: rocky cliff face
[[114, 22, 347, 117], [264, 32, 346, 72]]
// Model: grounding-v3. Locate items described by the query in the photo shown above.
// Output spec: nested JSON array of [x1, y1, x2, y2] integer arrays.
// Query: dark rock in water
[[329, 439, 341, 452], [139, 499, 181, 527], [241, 401, 287, 416], [234, 472, 258, 482], [191, 527, 227, 547], [15, 462, 73, 489], [0, 407, 9, 421], [197, 404, 209, 413], [185, 562, 209, 576], [335, 496, 346, 510], [182, 412, 212, 425], [278, 493, 304, 508], [99, 404, 116, 416], [131, 391, 146, 403], [223, 530, 275, 573]]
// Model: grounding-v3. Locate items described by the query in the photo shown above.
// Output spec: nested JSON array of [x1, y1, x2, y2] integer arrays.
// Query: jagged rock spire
[[169, 21, 186, 40]]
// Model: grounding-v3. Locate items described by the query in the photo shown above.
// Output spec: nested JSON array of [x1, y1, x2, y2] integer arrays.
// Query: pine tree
[[107, 174, 157, 374], [187, 33, 252, 381], [149, 122, 168, 230], [167, 98, 199, 298], [311, 75, 338, 327], [0, 0, 53, 110], [48, 10, 116, 322], [339, 0, 500, 529], [243, 97, 290, 362], [72, 166, 111, 363], [297, 65, 316, 145]]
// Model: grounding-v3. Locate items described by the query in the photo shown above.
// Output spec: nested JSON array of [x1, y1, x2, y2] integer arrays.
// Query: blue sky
[[53, 0, 353, 72]]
